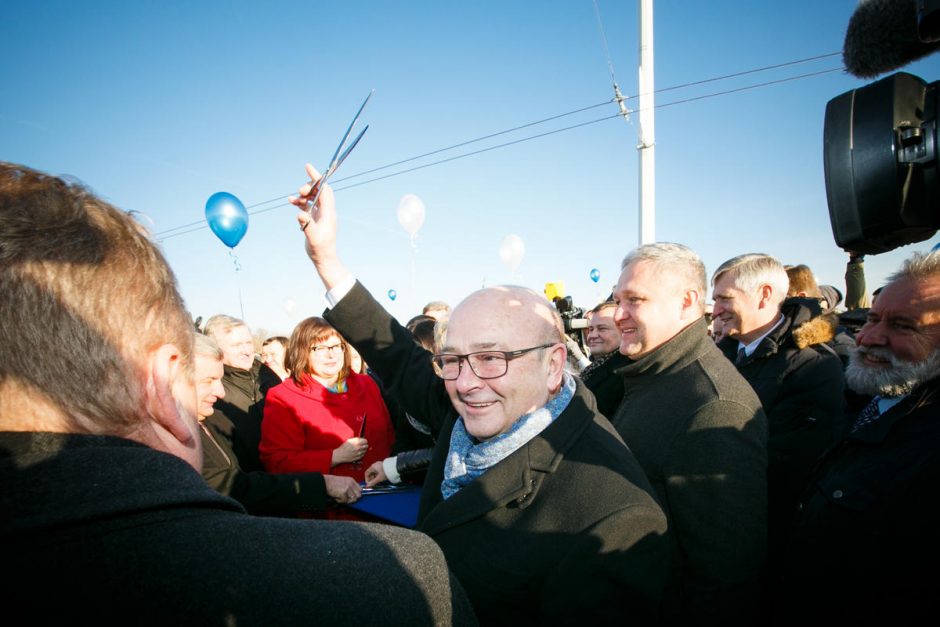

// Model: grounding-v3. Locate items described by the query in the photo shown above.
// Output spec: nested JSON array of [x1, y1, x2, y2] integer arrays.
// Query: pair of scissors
[[307, 89, 374, 212]]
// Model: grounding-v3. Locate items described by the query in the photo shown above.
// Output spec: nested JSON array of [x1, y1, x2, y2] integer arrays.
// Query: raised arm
[[290, 164, 453, 433]]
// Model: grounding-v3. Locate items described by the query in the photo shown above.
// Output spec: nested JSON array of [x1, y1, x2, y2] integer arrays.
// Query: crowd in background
[[4, 158, 938, 626]]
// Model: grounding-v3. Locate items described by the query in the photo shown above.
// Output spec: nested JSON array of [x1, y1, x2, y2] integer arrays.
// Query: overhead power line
[[155, 53, 843, 241]]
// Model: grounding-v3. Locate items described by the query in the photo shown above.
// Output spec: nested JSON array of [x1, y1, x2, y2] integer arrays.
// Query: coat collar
[[614, 317, 712, 384], [418, 379, 597, 536], [847, 377, 940, 444]]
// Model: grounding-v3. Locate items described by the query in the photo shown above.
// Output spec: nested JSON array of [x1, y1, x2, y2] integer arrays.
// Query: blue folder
[[347, 483, 422, 528]]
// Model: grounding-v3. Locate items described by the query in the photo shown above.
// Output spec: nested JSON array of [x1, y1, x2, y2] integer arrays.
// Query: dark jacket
[[775, 378, 940, 624], [0, 431, 477, 626], [199, 418, 328, 515], [612, 318, 768, 626], [326, 281, 670, 627], [207, 360, 279, 471], [578, 349, 630, 419], [717, 297, 845, 553]]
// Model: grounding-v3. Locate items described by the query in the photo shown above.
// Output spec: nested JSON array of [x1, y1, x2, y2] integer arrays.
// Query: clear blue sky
[[4, 1, 940, 335]]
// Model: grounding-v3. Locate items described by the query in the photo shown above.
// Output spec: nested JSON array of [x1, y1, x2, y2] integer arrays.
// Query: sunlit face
[[194, 355, 226, 419], [441, 289, 563, 441], [854, 276, 940, 367], [260, 340, 286, 373], [613, 260, 698, 359], [711, 273, 763, 340], [308, 334, 346, 383], [585, 306, 621, 356], [215, 325, 255, 370]]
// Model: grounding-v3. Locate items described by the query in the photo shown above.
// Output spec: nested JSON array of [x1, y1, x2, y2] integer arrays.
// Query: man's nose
[[454, 358, 483, 390], [857, 321, 886, 347]]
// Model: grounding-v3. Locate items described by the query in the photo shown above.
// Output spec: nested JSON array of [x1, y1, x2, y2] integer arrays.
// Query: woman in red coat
[[260, 317, 395, 492]]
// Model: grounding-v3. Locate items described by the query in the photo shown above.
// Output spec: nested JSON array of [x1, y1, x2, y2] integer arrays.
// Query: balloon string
[[410, 234, 418, 301], [230, 251, 245, 320]]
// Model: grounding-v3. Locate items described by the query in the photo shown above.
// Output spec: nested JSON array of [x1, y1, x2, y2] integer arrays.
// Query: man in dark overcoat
[[291, 163, 670, 627]]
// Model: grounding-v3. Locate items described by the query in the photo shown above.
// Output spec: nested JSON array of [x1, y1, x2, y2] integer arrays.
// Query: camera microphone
[[843, 0, 940, 78]]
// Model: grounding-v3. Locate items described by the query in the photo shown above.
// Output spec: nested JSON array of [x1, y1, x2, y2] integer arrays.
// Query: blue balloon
[[205, 192, 248, 248], [387, 289, 397, 301], [590, 268, 601, 283]]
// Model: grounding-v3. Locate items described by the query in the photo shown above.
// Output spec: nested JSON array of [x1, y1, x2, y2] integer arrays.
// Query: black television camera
[[824, 72, 940, 254], [824, 0, 940, 254], [553, 295, 589, 335]]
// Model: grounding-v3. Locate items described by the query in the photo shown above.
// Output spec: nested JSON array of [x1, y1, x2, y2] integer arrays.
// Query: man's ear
[[547, 343, 566, 391], [680, 288, 702, 319], [145, 343, 197, 446], [757, 284, 775, 309]]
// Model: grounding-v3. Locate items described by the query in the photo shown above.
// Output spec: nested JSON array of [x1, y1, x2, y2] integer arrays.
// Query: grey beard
[[845, 345, 940, 397]]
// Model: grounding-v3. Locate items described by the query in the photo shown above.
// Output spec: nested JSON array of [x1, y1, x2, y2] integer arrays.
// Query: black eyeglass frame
[[431, 343, 557, 380]]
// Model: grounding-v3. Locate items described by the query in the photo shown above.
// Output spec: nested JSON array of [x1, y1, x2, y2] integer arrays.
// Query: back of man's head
[[422, 300, 450, 321], [712, 253, 789, 309], [0, 162, 193, 437], [785, 264, 823, 299]]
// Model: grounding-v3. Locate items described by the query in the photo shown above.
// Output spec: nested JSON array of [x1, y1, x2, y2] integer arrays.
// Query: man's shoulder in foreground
[[0, 431, 477, 626]]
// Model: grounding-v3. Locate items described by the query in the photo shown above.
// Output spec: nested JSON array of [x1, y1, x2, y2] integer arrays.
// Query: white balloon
[[283, 298, 296, 316], [499, 234, 525, 273], [396, 194, 426, 236]]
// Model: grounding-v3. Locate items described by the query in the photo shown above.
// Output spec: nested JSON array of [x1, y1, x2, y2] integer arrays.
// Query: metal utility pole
[[638, 0, 656, 244]]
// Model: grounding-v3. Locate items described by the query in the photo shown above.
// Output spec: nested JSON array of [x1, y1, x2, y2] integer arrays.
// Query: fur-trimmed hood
[[784, 297, 838, 350]]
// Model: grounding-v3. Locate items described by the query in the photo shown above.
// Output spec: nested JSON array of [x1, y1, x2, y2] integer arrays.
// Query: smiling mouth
[[462, 400, 496, 410]]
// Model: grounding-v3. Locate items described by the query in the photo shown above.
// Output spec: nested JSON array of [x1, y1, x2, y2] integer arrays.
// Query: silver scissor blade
[[334, 124, 368, 173], [327, 89, 375, 170]]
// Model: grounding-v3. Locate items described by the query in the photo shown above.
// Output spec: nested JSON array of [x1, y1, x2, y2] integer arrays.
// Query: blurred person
[[204, 314, 279, 471], [195, 333, 362, 513], [0, 162, 476, 625], [711, 314, 729, 343], [289, 164, 669, 626], [844, 251, 870, 310], [610, 242, 768, 626], [422, 300, 450, 322], [578, 300, 630, 419], [786, 263, 856, 366], [776, 250, 940, 625], [711, 254, 845, 591], [260, 335, 290, 381], [259, 317, 396, 515]]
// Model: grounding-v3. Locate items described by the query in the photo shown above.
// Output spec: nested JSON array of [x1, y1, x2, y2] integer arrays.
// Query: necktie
[[850, 395, 882, 433], [735, 347, 748, 366]]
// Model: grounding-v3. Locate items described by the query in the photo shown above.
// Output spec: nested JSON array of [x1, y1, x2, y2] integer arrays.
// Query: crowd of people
[[2, 157, 938, 626]]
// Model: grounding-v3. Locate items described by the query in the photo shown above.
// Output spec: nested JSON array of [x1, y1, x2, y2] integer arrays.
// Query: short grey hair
[[621, 242, 707, 311], [712, 253, 789, 307], [887, 250, 940, 284], [203, 314, 248, 340], [194, 333, 223, 361]]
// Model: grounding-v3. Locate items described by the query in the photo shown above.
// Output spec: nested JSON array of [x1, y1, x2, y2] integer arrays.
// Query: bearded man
[[775, 251, 940, 625]]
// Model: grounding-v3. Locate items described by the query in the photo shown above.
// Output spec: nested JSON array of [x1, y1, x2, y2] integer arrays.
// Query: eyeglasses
[[310, 343, 346, 355], [431, 343, 556, 380]]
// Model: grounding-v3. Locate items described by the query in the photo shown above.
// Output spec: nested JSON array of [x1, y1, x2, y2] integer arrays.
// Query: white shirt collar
[[737, 313, 785, 357]]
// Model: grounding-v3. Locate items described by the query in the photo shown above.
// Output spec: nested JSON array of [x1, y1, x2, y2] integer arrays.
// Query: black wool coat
[[612, 318, 768, 627], [717, 298, 845, 562], [775, 377, 940, 625], [0, 431, 477, 626]]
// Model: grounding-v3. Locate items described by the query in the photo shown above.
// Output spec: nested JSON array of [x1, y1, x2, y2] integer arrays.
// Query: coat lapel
[[418, 381, 595, 536]]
